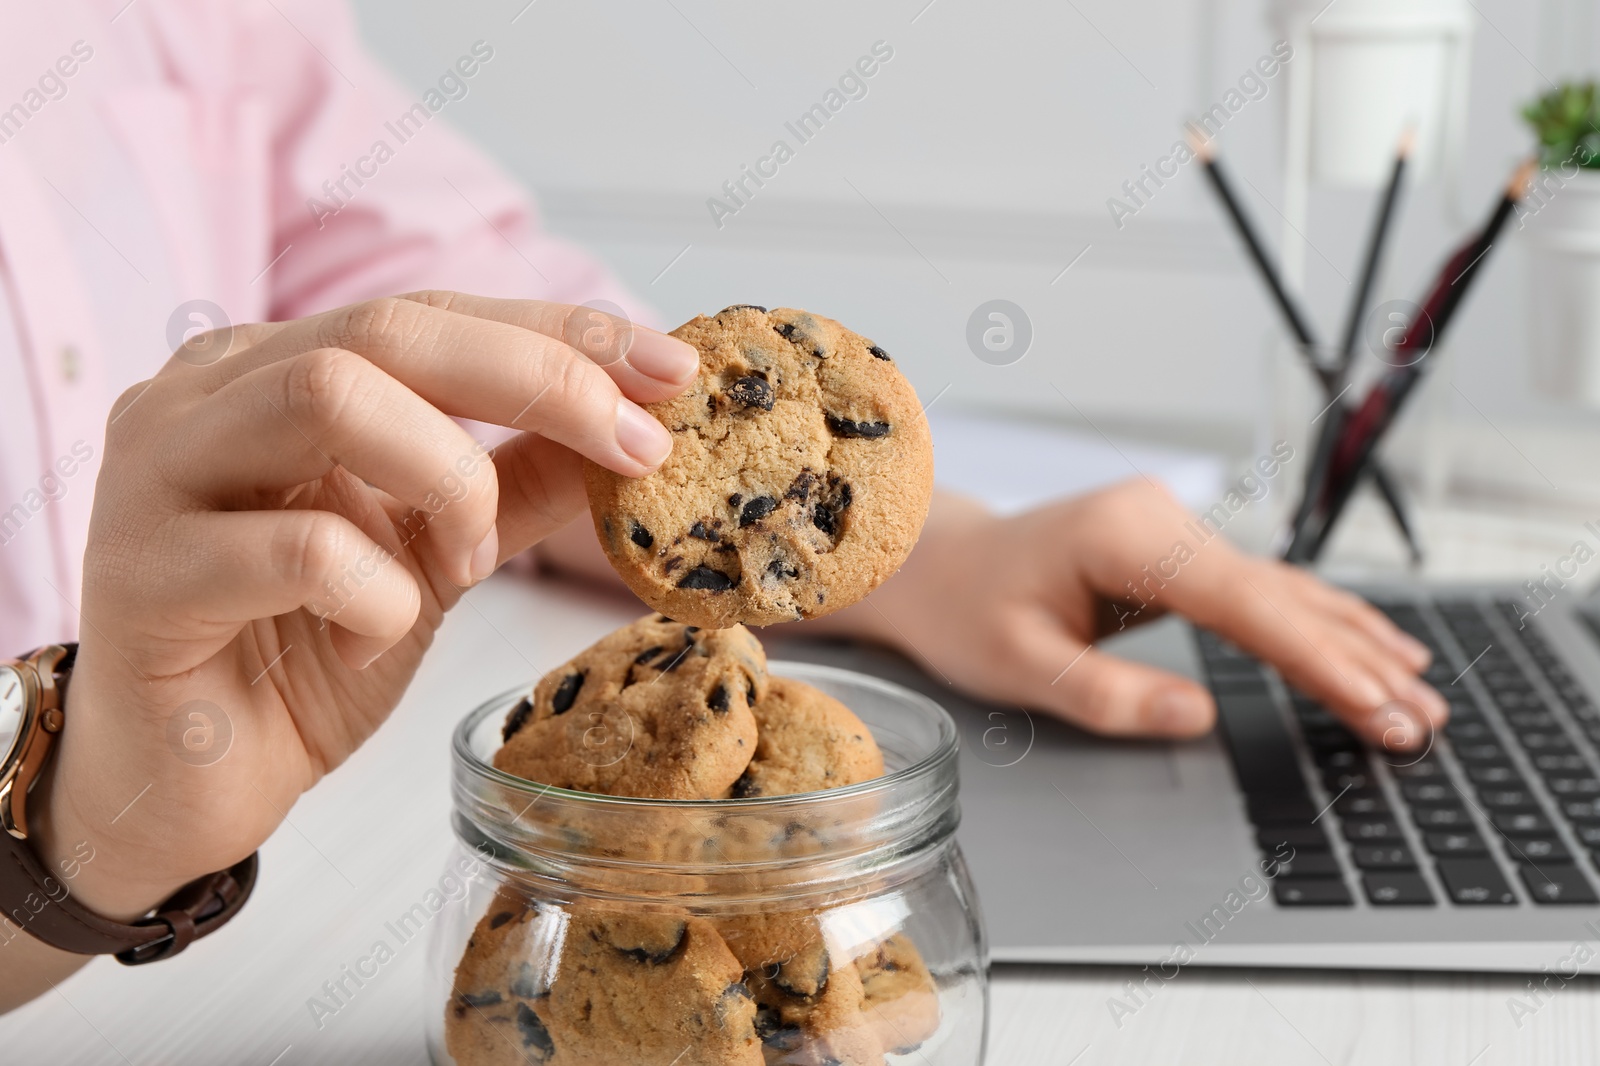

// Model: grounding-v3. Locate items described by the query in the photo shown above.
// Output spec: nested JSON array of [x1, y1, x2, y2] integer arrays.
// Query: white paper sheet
[[928, 409, 1229, 516]]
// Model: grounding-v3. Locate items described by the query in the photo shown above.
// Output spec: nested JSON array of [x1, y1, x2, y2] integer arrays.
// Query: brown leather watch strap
[[0, 826, 259, 965]]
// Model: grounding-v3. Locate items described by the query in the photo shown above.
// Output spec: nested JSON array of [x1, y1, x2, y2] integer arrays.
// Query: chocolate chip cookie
[[542, 909, 762, 1066], [729, 676, 884, 799], [720, 913, 884, 1066], [854, 935, 941, 1056], [448, 901, 763, 1066], [445, 889, 565, 1066], [494, 613, 766, 799], [585, 306, 934, 629]]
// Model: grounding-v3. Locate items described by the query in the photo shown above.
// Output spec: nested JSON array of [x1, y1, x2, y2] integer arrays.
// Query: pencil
[[1187, 127, 1421, 560], [1335, 128, 1414, 382], [1401, 158, 1539, 355], [1190, 128, 1328, 384], [1300, 159, 1539, 560], [1286, 130, 1413, 563]]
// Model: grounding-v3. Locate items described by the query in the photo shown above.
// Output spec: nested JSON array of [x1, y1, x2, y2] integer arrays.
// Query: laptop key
[[1315, 749, 1366, 772], [1363, 870, 1435, 905], [1466, 765, 1525, 787], [1518, 864, 1600, 905], [1561, 799, 1600, 824], [1507, 837, 1572, 862], [1351, 845, 1417, 869], [1412, 806, 1472, 829], [1211, 675, 1272, 696], [1273, 878, 1354, 906], [1214, 693, 1309, 798], [1297, 709, 1343, 732], [1425, 832, 1489, 856], [1392, 759, 1446, 780], [1545, 777, 1600, 799], [1479, 789, 1541, 812], [1324, 769, 1375, 792], [1206, 657, 1267, 677], [1517, 732, 1575, 754], [1576, 825, 1600, 848], [1534, 753, 1590, 775], [1304, 728, 1360, 752], [1493, 812, 1555, 835], [1335, 790, 1392, 818], [1400, 781, 1460, 804], [1434, 859, 1518, 905], [1257, 826, 1331, 851], [1342, 818, 1403, 842], [1274, 852, 1343, 879], [1246, 793, 1319, 823], [1445, 721, 1495, 742], [1456, 743, 1513, 765]]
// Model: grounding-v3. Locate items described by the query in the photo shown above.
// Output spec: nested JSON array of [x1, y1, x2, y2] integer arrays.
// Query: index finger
[[396, 291, 699, 404], [201, 297, 673, 477]]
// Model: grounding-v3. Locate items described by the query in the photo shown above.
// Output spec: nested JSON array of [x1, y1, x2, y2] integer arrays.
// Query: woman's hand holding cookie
[[32, 293, 698, 938]]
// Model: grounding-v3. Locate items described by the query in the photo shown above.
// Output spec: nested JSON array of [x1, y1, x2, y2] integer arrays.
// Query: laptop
[[776, 588, 1600, 973]]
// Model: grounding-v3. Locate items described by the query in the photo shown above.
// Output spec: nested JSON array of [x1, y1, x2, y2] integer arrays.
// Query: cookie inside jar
[[442, 613, 953, 1064]]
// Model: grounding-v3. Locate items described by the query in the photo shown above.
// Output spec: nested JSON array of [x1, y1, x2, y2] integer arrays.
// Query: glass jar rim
[[452, 659, 960, 814]]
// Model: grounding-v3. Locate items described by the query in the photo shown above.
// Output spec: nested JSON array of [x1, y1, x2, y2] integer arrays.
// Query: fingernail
[[1146, 688, 1210, 734], [1351, 674, 1387, 711], [626, 332, 699, 385], [358, 650, 385, 670], [470, 526, 499, 583], [1377, 705, 1425, 751], [615, 400, 672, 467], [1408, 678, 1449, 722], [1394, 631, 1431, 667]]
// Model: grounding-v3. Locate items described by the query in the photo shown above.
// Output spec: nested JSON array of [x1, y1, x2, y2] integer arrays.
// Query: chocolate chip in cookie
[[501, 697, 533, 742]]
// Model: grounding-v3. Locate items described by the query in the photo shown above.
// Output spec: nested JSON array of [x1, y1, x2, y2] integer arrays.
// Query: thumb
[[489, 431, 589, 563], [1015, 622, 1216, 738]]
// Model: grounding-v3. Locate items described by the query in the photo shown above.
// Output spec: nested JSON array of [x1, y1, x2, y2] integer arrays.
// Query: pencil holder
[[1275, 0, 1474, 186], [1527, 169, 1600, 407]]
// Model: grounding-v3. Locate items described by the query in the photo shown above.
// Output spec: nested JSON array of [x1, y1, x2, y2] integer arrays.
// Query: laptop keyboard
[[1196, 597, 1600, 908]]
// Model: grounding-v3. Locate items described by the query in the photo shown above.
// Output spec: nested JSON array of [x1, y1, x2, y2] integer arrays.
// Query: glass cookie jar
[[426, 660, 988, 1066]]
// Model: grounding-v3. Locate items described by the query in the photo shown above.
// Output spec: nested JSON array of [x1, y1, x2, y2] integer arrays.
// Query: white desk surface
[[6, 512, 1600, 1066]]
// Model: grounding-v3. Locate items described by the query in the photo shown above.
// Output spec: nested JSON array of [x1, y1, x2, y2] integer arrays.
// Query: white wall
[[349, 0, 1600, 494]]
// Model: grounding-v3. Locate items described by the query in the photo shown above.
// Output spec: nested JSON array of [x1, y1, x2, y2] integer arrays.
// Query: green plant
[[1523, 82, 1600, 169]]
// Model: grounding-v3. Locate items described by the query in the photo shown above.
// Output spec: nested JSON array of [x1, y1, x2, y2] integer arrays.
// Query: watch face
[[0, 666, 25, 768]]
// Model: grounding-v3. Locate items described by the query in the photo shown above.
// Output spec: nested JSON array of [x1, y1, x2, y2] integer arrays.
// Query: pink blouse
[[0, 1, 644, 655]]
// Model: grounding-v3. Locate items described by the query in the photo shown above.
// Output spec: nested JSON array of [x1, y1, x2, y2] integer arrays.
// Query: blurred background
[[352, 0, 1600, 573]]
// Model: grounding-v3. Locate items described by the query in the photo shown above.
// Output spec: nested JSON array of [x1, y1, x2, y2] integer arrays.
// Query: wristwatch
[[0, 644, 71, 840], [0, 644, 259, 964]]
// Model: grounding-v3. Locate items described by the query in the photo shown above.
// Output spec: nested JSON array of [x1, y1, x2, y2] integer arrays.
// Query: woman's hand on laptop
[[830, 480, 1446, 748]]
